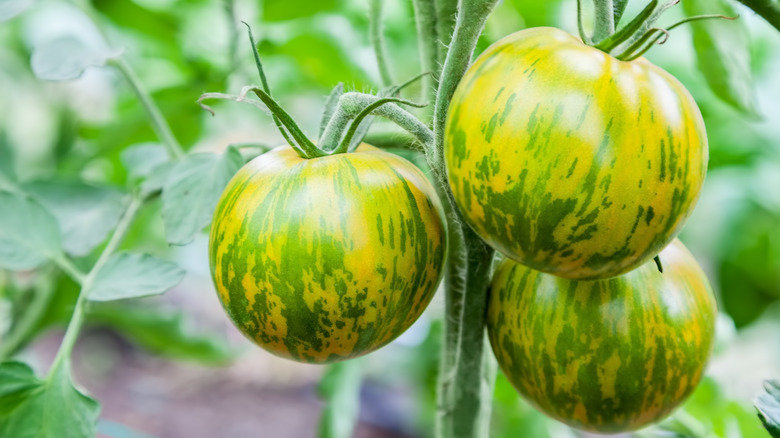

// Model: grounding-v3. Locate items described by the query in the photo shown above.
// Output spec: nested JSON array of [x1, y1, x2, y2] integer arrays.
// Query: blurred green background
[[1, 0, 779, 437]]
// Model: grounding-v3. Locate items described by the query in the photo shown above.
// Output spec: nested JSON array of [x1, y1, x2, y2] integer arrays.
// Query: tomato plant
[[445, 26, 707, 280], [209, 145, 446, 363], [1, 0, 779, 437], [487, 239, 717, 433]]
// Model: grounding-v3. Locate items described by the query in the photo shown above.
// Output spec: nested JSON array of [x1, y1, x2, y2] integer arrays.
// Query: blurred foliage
[[1, 0, 779, 437]]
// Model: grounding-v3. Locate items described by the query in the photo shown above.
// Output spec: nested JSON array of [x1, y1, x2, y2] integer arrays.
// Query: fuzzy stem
[[369, 0, 394, 87], [47, 196, 142, 379], [437, 219, 496, 438], [109, 57, 185, 160], [325, 93, 434, 153], [592, 0, 616, 42], [436, 0, 459, 65], [431, 0, 499, 183], [411, 0, 439, 111], [736, 0, 780, 31]]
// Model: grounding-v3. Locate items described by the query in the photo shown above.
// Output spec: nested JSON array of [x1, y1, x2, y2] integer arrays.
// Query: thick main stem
[[736, 0, 780, 32], [428, 1, 500, 437], [436, 214, 496, 438], [431, 0, 499, 180]]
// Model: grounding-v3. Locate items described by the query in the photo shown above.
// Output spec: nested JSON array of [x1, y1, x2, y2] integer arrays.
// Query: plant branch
[[436, 0, 458, 65], [108, 57, 185, 160], [369, 0, 394, 87], [0, 274, 57, 360], [592, 0, 616, 42], [411, 0, 439, 112], [47, 196, 143, 378], [735, 0, 780, 32], [322, 92, 434, 153], [53, 254, 86, 284], [431, 0, 499, 185], [437, 219, 496, 438]]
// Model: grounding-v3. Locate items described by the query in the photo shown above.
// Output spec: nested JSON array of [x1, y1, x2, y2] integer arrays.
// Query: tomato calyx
[[578, 0, 737, 61], [197, 23, 434, 160]]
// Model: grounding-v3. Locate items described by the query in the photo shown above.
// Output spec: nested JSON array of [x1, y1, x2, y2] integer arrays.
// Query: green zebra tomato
[[209, 145, 446, 364], [445, 27, 708, 280], [487, 239, 717, 433]]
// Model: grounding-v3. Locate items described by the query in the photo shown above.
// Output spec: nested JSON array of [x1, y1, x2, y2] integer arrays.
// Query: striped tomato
[[209, 145, 446, 364], [445, 27, 708, 280], [487, 239, 717, 433]]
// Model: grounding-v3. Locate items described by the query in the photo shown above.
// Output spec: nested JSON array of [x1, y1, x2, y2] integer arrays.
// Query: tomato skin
[[487, 239, 717, 433], [209, 145, 446, 364], [445, 27, 708, 280]]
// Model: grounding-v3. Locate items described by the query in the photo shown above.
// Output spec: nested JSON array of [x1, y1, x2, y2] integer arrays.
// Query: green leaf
[[89, 305, 235, 364], [684, 0, 759, 116], [88, 253, 185, 302], [0, 0, 33, 22], [757, 380, 780, 437], [0, 361, 100, 438], [317, 360, 364, 438], [120, 143, 170, 181], [140, 161, 176, 198], [0, 192, 61, 271], [31, 36, 112, 81], [24, 181, 126, 257], [262, 0, 337, 21], [161, 147, 243, 245]]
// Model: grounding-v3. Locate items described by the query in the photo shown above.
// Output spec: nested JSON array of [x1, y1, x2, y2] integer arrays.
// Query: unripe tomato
[[445, 27, 708, 280], [487, 239, 717, 433], [209, 145, 447, 363]]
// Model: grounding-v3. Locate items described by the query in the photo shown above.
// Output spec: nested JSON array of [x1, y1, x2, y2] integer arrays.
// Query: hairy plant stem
[[431, 0, 499, 181], [592, 0, 616, 42], [436, 0, 458, 65], [427, 1, 500, 437], [47, 196, 143, 379], [411, 0, 439, 112], [321, 92, 434, 152], [436, 207, 497, 438], [109, 57, 185, 160], [736, 0, 780, 32], [369, 0, 394, 87]]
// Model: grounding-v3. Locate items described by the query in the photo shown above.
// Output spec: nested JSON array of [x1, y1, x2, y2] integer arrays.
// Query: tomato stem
[[47, 196, 143, 380], [411, 0, 439, 115], [436, 217, 497, 438], [576, 0, 594, 44], [592, 0, 616, 43], [436, 0, 458, 66], [319, 83, 346, 140], [109, 57, 185, 160], [334, 97, 427, 154], [432, 0, 499, 185], [0, 270, 57, 360], [369, 0, 395, 88], [430, 1, 501, 436]]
